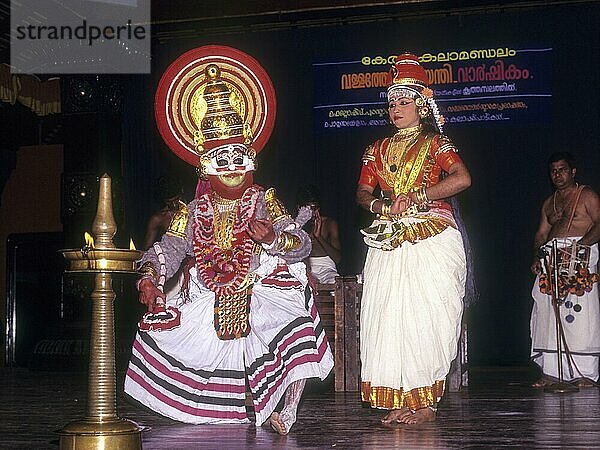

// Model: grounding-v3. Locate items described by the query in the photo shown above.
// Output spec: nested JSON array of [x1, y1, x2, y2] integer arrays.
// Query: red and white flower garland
[[192, 185, 261, 295]]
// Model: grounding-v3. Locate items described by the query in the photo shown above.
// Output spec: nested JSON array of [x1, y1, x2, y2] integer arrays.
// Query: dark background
[[130, 2, 599, 367], [2, 1, 599, 368]]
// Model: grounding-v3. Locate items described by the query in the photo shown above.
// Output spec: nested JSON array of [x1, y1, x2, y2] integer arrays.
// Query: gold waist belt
[[381, 201, 447, 219], [361, 217, 451, 251], [399, 217, 450, 246]]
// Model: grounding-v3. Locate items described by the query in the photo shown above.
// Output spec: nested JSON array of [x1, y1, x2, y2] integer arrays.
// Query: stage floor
[[1, 366, 599, 449]]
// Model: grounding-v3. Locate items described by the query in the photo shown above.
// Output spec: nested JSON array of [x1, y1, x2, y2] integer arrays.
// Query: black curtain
[[121, 3, 600, 366]]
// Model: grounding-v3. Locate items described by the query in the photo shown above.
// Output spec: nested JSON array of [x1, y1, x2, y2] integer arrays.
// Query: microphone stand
[[542, 239, 579, 393]]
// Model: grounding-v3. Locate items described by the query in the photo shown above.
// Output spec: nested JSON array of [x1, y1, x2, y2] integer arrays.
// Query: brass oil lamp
[[60, 174, 143, 449]]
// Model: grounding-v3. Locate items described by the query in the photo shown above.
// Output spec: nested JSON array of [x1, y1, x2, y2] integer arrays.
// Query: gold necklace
[[213, 193, 238, 207], [212, 195, 239, 249], [552, 183, 579, 216], [394, 124, 422, 139], [381, 125, 422, 187]]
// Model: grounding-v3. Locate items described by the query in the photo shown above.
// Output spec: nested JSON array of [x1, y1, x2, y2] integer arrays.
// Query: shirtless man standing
[[296, 184, 341, 284], [530, 152, 600, 387]]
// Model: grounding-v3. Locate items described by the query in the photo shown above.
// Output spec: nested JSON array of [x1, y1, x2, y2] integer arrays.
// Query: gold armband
[[138, 262, 157, 278], [362, 143, 376, 164], [276, 232, 301, 253], [265, 188, 290, 225], [166, 200, 189, 239]]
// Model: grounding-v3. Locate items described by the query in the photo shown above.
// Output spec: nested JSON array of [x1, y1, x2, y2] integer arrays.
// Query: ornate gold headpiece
[[193, 64, 253, 155]]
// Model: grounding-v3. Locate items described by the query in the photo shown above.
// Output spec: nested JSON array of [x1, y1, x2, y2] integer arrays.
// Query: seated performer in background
[[125, 46, 333, 435], [356, 53, 471, 425], [530, 152, 600, 388], [296, 184, 341, 284], [142, 176, 185, 250]]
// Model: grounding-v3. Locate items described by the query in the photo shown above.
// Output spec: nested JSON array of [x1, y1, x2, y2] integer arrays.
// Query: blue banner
[[313, 46, 552, 132]]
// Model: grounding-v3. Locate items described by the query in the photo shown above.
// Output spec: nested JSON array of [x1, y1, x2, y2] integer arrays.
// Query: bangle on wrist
[[414, 187, 429, 205], [138, 262, 157, 278], [369, 198, 378, 213], [276, 232, 301, 253]]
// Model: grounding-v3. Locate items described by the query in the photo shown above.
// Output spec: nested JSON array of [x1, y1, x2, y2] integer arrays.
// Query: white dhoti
[[307, 256, 339, 284], [125, 261, 333, 425], [530, 239, 600, 382], [360, 224, 466, 410]]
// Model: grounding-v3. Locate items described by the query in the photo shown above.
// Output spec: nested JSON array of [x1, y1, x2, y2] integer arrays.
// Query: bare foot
[[381, 407, 411, 424], [531, 377, 552, 388], [400, 407, 435, 425], [269, 412, 288, 435], [245, 391, 253, 407]]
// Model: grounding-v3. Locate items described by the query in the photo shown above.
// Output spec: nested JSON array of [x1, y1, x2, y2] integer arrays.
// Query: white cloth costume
[[530, 238, 600, 382], [307, 256, 339, 284], [125, 187, 334, 425], [360, 222, 465, 408]]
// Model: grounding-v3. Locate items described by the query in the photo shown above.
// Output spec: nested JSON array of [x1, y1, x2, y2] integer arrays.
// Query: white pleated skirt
[[125, 262, 333, 425], [360, 225, 466, 395]]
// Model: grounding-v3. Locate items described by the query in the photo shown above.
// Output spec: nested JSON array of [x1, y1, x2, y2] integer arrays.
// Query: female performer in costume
[[356, 53, 471, 424]]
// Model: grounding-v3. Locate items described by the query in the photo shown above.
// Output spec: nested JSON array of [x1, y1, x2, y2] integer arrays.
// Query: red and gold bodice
[[358, 127, 463, 213]]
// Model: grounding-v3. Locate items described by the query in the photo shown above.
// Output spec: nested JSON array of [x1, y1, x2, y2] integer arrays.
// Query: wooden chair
[[313, 276, 361, 392]]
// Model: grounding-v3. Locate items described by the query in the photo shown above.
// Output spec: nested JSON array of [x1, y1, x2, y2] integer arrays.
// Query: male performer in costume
[[356, 53, 471, 425], [124, 46, 333, 435], [530, 152, 600, 387]]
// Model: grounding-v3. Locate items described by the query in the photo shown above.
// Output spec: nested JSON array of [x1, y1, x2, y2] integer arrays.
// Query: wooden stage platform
[[2, 366, 600, 449]]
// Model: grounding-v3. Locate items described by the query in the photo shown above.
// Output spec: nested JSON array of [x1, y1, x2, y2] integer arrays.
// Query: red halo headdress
[[155, 45, 276, 166]]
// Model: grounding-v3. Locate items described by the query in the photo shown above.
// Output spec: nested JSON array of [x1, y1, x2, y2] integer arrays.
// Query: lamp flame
[[129, 238, 136, 250], [84, 232, 95, 248]]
